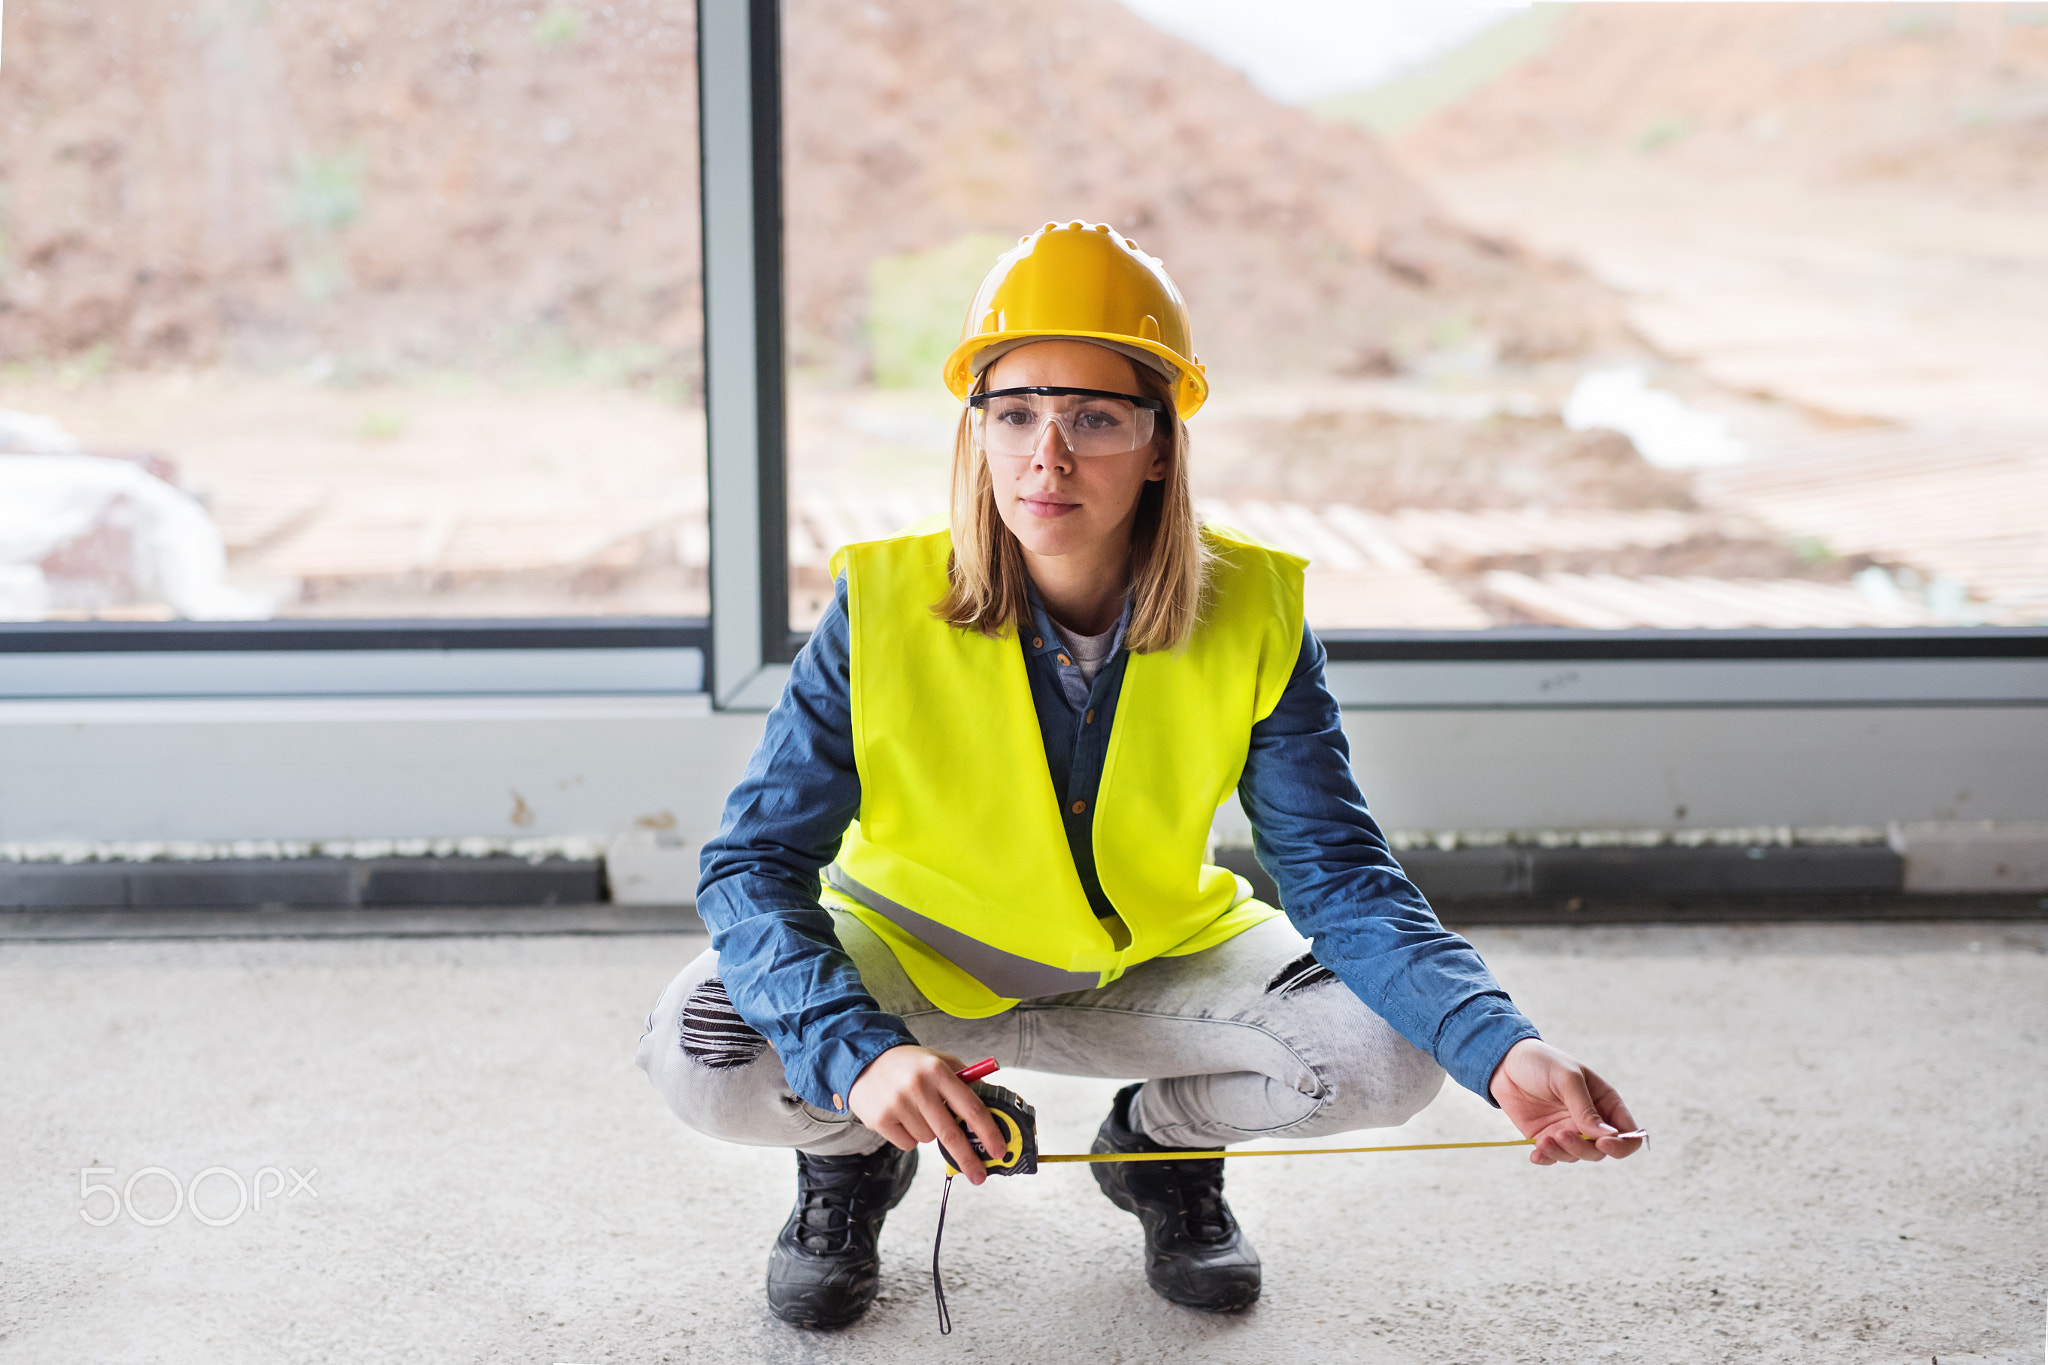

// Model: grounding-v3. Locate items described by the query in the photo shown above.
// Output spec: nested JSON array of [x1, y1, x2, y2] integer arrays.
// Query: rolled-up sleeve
[[1236, 625, 1540, 1102], [693, 577, 918, 1109]]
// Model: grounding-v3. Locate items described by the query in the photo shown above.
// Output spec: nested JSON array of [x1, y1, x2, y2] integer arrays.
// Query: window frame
[[1, 0, 2043, 711], [1316, 627, 2048, 664]]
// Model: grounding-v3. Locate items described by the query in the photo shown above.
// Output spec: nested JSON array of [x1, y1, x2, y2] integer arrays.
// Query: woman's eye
[[1074, 410, 1122, 432], [992, 408, 1034, 427]]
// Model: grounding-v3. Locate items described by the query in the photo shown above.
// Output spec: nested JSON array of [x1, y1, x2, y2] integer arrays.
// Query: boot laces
[[1114, 1087, 1234, 1243], [1174, 1160, 1234, 1242], [793, 1158, 874, 1254]]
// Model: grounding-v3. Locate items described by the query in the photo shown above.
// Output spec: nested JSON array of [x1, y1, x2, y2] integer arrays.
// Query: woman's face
[[979, 340, 1168, 567]]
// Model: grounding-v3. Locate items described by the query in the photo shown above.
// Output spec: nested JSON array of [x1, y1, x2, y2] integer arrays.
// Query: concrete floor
[[2, 922, 2043, 1364]]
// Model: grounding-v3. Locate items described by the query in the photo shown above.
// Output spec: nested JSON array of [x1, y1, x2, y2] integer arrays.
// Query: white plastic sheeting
[[0, 409, 271, 620], [0, 408, 86, 456], [1563, 366, 1748, 469]]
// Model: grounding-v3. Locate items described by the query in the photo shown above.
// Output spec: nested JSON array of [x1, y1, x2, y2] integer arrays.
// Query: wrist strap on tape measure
[[934, 1081, 1035, 1333]]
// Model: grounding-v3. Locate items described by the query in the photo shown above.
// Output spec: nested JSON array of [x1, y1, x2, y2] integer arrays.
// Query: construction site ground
[[3, 920, 2042, 1363], [9, 151, 2042, 631], [1419, 161, 2048, 628]]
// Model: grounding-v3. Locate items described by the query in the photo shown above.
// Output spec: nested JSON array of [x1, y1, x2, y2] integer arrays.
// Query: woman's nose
[[1032, 418, 1075, 470]]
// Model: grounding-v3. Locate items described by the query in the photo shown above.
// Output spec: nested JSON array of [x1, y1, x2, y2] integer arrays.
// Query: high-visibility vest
[[822, 523, 1306, 1018]]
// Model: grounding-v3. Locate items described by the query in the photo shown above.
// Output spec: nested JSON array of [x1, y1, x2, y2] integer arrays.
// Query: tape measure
[[930, 1060, 1644, 1334], [942, 1080, 1038, 1177], [946, 1091, 1583, 1172]]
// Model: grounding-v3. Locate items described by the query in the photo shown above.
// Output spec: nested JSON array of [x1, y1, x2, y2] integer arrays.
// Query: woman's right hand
[[847, 1044, 1007, 1185]]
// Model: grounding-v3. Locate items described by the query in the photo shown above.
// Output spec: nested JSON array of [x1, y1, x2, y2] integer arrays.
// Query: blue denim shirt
[[695, 575, 1539, 1112]]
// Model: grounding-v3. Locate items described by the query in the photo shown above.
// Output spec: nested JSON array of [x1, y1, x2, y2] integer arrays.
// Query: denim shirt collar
[[1022, 579, 1133, 661], [1023, 579, 1132, 714]]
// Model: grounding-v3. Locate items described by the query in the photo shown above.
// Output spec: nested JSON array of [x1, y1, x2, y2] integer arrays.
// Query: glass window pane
[[0, 0, 705, 622], [782, 1, 2044, 633]]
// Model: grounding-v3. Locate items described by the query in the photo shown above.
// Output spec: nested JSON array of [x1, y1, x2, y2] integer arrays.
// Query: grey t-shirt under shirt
[[1050, 618, 1118, 684]]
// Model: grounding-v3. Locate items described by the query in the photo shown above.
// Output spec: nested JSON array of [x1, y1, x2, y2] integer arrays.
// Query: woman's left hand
[[1488, 1038, 1644, 1165]]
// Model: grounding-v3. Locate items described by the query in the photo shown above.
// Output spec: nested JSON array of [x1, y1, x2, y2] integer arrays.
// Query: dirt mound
[[779, 0, 1622, 383], [0, 0, 1622, 381], [0, 0, 704, 374], [1396, 3, 2048, 202]]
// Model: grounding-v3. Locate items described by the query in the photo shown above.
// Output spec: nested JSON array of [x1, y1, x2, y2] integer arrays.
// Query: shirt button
[[832, 1093, 844, 1111], [1057, 653, 1071, 666], [1031, 636, 1043, 648], [1071, 800, 1087, 814], [1085, 708, 1094, 724]]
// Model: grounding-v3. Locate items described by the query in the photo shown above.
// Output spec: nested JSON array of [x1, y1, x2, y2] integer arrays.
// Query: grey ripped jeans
[[635, 911, 1445, 1154]]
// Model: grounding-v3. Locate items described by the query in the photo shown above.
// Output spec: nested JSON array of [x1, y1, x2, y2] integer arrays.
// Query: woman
[[637, 221, 1641, 1329]]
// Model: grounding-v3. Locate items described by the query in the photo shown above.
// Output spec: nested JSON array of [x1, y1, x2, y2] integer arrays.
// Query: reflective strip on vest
[[824, 864, 1101, 999]]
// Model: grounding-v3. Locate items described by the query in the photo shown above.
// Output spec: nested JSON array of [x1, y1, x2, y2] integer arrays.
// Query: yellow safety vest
[[821, 523, 1306, 1018]]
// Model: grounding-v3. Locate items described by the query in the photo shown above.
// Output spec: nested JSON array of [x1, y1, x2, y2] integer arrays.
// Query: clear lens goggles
[[966, 386, 1166, 459]]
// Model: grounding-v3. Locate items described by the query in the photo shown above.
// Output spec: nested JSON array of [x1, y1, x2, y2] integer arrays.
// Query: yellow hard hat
[[942, 221, 1209, 419]]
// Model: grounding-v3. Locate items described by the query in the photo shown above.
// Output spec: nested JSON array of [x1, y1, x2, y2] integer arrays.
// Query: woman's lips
[[1021, 496, 1080, 519]]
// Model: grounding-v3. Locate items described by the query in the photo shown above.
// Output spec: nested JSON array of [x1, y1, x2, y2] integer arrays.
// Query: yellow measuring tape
[[1039, 1136, 1539, 1163], [931, 1069, 1647, 1333]]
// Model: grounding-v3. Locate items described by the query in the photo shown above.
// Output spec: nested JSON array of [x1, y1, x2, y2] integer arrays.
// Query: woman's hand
[[1488, 1038, 1644, 1166], [847, 1045, 1009, 1185]]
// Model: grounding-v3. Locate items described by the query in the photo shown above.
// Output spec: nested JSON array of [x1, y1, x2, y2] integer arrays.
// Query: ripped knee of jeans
[[679, 976, 769, 1070], [1265, 949, 1339, 997]]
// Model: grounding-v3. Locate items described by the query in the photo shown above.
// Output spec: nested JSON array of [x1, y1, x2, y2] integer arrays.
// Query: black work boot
[[1090, 1082, 1261, 1312], [765, 1144, 919, 1329]]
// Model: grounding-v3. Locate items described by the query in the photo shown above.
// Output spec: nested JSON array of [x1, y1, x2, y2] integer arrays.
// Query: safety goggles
[[966, 386, 1166, 459]]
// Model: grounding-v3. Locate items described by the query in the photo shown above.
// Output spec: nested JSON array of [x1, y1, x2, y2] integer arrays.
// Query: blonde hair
[[935, 361, 1210, 653]]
